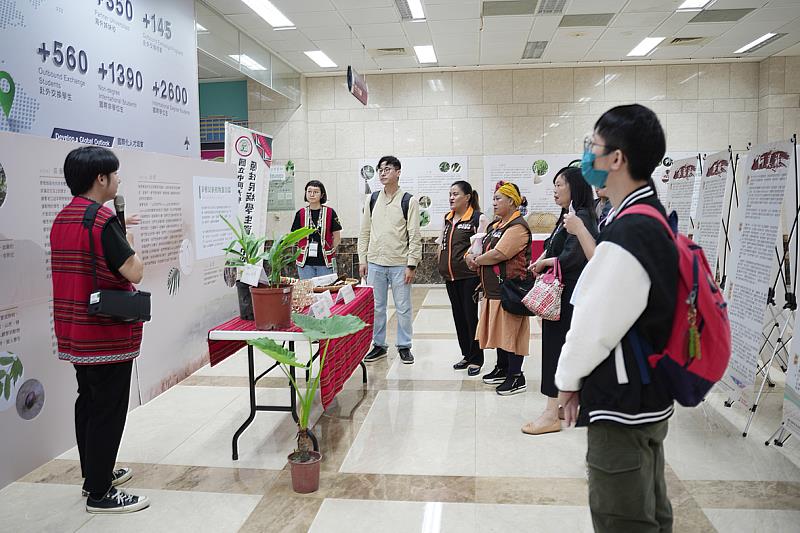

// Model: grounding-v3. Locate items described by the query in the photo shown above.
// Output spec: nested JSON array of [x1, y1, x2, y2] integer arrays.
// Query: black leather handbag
[[83, 203, 151, 323], [492, 263, 536, 316]]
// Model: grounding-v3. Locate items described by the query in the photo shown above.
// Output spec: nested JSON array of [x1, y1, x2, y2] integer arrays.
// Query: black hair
[[304, 179, 328, 204], [377, 155, 401, 171], [554, 167, 596, 225], [63, 146, 119, 196], [450, 180, 480, 211], [594, 104, 665, 195]]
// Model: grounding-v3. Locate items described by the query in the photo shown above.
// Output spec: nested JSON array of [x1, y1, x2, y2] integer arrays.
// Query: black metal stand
[[231, 341, 369, 460], [232, 342, 299, 460]]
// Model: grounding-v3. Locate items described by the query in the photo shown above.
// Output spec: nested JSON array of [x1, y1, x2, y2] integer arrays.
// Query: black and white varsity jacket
[[555, 185, 679, 427]]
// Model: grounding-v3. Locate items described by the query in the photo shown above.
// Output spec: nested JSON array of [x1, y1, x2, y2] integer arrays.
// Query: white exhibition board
[[665, 156, 699, 235], [483, 154, 576, 221], [0, 131, 239, 489], [695, 150, 733, 275], [357, 156, 468, 231], [0, 0, 200, 157], [720, 141, 795, 401]]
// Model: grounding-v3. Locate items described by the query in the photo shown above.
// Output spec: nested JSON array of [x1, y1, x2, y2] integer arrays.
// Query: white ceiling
[[202, 0, 800, 74]]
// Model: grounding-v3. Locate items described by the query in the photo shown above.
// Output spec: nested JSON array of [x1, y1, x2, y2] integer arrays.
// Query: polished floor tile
[[160, 387, 323, 470], [422, 289, 452, 307], [413, 309, 458, 334], [309, 499, 594, 533], [0, 482, 261, 533], [59, 385, 243, 465], [702, 508, 800, 533]]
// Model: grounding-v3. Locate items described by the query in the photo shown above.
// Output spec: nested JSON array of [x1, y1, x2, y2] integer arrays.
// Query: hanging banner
[[483, 154, 576, 233], [347, 66, 368, 106], [224, 123, 271, 235], [665, 156, 699, 235], [720, 141, 794, 401], [0, 0, 199, 157], [695, 150, 732, 275], [359, 156, 468, 231]]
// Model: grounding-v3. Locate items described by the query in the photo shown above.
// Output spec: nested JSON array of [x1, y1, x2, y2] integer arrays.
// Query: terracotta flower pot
[[250, 284, 293, 330], [288, 450, 322, 494]]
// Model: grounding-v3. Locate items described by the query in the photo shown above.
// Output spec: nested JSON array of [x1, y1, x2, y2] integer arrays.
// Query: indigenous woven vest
[[296, 205, 336, 267], [479, 214, 531, 299], [50, 196, 143, 365]]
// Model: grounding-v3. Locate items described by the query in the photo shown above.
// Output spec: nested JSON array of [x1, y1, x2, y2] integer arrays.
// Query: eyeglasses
[[377, 166, 397, 174], [584, 136, 616, 153]]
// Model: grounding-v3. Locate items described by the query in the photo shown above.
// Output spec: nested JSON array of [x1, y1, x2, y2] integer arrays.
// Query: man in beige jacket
[[359, 155, 422, 364]]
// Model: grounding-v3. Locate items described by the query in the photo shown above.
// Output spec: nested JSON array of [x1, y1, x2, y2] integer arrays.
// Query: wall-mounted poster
[[0, 0, 200, 157], [358, 156, 468, 231]]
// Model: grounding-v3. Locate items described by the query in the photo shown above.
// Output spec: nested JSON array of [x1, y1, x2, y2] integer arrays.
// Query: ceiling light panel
[[522, 40, 548, 59], [241, 0, 295, 28], [536, 0, 567, 15], [676, 0, 715, 12], [627, 36, 665, 56], [304, 50, 338, 68], [734, 32, 784, 53], [414, 45, 438, 63]]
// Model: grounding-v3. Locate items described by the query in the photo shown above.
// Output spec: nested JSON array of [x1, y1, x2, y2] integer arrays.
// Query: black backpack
[[369, 191, 412, 220]]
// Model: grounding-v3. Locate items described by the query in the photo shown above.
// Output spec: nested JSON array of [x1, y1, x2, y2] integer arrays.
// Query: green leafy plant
[[220, 215, 313, 286], [0, 354, 23, 401], [248, 313, 368, 459], [263, 226, 314, 286]]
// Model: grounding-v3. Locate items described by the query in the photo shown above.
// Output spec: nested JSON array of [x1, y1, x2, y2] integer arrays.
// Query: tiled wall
[[247, 58, 800, 282]]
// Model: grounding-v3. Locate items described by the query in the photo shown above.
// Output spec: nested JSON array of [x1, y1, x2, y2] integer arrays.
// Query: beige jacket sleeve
[[406, 197, 422, 267], [357, 195, 372, 265]]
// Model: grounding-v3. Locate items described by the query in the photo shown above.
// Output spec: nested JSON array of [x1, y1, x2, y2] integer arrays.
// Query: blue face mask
[[581, 150, 609, 188]]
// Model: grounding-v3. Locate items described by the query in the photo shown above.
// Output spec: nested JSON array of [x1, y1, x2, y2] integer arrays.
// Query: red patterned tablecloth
[[207, 286, 374, 409]]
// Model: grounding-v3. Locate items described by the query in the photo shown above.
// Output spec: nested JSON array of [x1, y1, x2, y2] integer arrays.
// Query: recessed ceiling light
[[241, 0, 295, 29], [407, 0, 425, 20], [196, 23, 207, 32], [734, 32, 777, 53], [414, 45, 437, 64], [627, 37, 665, 57], [304, 50, 337, 68], [676, 0, 715, 11], [228, 54, 267, 71]]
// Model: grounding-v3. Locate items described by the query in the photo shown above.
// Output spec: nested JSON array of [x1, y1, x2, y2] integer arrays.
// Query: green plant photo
[[247, 313, 367, 459]]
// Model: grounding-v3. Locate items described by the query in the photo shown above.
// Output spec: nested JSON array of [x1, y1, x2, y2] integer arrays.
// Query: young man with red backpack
[[555, 104, 730, 533]]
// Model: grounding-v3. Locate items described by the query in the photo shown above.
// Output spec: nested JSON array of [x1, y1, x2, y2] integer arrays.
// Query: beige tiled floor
[[2, 287, 799, 532]]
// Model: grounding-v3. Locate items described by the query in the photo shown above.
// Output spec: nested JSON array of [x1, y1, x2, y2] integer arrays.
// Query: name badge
[[308, 241, 319, 258]]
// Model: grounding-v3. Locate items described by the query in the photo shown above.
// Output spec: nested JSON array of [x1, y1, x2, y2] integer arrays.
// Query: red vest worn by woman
[[295, 205, 336, 268], [50, 197, 143, 365]]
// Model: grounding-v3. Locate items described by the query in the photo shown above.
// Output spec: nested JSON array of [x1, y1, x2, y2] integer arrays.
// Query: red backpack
[[618, 204, 732, 407]]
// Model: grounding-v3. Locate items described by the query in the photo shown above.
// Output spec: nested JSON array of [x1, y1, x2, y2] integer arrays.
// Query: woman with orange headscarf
[[465, 182, 532, 396]]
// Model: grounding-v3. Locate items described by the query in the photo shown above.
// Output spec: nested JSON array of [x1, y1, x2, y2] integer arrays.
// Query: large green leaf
[[291, 313, 368, 342], [0, 356, 13, 365], [247, 337, 306, 368]]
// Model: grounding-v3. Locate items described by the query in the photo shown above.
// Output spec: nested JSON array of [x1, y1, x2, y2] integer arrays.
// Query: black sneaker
[[453, 358, 470, 370], [363, 345, 387, 363], [398, 348, 414, 364], [82, 467, 132, 497], [86, 487, 150, 514], [496, 373, 526, 396], [482, 366, 507, 385]]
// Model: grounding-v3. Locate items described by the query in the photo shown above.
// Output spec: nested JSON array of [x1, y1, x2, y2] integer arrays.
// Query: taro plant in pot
[[248, 312, 368, 493], [249, 225, 314, 330]]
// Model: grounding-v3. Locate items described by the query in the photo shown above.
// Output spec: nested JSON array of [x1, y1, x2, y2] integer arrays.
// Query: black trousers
[[445, 277, 484, 366], [541, 282, 575, 398], [74, 360, 133, 497]]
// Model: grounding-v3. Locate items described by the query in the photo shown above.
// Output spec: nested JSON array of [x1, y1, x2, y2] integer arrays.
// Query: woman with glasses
[[292, 180, 342, 279], [522, 166, 598, 435]]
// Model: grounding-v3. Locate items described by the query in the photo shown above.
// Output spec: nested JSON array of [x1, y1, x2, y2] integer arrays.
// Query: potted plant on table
[[248, 312, 368, 493], [221, 216, 313, 328], [221, 216, 268, 320]]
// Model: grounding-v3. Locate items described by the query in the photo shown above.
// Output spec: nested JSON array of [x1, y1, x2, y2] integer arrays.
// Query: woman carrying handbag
[[522, 167, 598, 435], [465, 182, 532, 396]]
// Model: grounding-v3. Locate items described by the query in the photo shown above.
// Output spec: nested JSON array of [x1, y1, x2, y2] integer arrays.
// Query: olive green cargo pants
[[586, 419, 672, 533]]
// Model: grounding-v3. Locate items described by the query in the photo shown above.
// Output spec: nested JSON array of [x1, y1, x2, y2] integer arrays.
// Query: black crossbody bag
[[83, 203, 151, 323]]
